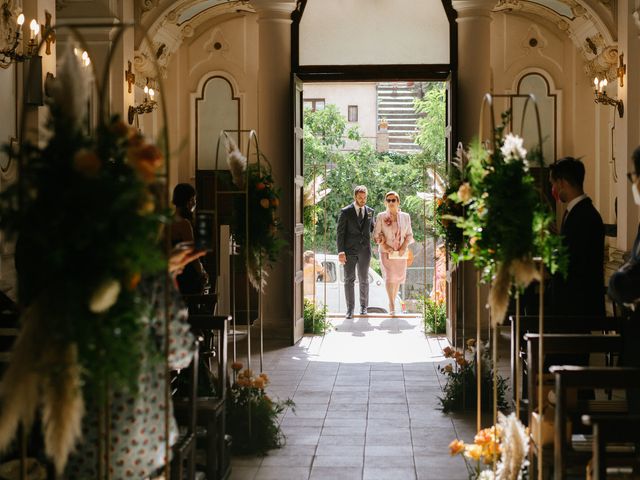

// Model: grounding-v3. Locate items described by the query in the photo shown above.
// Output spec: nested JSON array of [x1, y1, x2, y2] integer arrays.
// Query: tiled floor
[[229, 315, 477, 480]]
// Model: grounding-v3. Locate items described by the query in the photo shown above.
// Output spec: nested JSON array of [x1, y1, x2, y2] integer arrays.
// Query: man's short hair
[[353, 185, 368, 196], [632, 146, 640, 175], [549, 157, 585, 189]]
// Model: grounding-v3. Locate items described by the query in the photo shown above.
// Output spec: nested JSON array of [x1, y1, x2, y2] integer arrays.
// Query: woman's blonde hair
[[385, 191, 400, 203]]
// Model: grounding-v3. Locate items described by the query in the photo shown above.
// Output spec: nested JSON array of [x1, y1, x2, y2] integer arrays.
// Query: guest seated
[[170, 183, 209, 295]]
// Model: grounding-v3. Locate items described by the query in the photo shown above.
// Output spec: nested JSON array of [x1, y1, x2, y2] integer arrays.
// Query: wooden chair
[[171, 342, 199, 480], [550, 366, 640, 480], [582, 414, 640, 479], [186, 313, 231, 480], [509, 315, 621, 419]]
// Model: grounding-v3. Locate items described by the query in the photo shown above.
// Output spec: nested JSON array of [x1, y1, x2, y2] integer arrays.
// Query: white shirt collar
[[566, 194, 587, 213], [353, 202, 365, 214]]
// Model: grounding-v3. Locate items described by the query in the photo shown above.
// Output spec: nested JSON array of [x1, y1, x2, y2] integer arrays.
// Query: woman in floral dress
[[373, 191, 414, 314]]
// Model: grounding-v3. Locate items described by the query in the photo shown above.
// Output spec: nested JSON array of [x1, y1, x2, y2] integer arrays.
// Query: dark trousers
[[344, 250, 371, 314]]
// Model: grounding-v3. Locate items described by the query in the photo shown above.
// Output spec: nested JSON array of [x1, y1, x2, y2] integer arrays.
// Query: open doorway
[[302, 80, 447, 334]]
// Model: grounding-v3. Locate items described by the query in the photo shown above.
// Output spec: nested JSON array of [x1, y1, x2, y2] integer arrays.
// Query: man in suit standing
[[549, 157, 605, 317], [337, 185, 375, 319]]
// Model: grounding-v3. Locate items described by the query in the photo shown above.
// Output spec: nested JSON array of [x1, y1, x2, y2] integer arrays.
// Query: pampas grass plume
[[496, 412, 529, 480], [225, 135, 247, 189]]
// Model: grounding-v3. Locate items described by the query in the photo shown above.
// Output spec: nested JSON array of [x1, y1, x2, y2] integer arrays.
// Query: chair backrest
[[550, 366, 640, 480]]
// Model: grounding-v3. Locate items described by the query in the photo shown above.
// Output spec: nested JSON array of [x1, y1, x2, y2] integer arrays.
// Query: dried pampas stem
[[225, 135, 247, 189], [42, 343, 85, 474], [0, 303, 45, 452], [488, 262, 511, 327], [509, 258, 540, 288], [496, 412, 529, 480]]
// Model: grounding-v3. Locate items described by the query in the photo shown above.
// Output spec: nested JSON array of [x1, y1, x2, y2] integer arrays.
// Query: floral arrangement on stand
[[447, 111, 567, 324], [438, 340, 508, 413], [449, 412, 529, 480], [227, 363, 295, 455], [226, 137, 286, 290], [0, 48, 166, 473]]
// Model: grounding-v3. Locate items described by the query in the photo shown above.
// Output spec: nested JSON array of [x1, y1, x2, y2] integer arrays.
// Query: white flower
[[89, 279, 121, 313], [500, 133, 527, 162], [479, 471, 496, 480]]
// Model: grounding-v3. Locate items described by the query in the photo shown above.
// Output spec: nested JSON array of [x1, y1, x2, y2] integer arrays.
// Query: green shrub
[[420, 296, 447, 334], [304, 298, 330, 334]]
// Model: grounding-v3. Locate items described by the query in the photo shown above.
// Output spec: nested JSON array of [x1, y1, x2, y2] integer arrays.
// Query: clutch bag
[[389, 251, 409, 260]]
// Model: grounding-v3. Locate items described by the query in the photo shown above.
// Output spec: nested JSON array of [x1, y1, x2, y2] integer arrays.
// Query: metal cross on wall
[[42, 11, 55, 56], [125, 61, 135, 94]]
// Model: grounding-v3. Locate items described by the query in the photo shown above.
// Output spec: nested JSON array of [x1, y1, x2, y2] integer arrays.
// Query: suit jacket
[[608, 224, 640, 305], [551, 197, 605, 316], [336, 204, 375, 255]]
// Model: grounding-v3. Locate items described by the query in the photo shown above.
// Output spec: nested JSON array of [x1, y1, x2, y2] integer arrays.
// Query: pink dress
[[373, 211, 414, 283]]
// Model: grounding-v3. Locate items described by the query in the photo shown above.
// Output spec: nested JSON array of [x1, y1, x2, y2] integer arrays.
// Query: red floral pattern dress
[[66, 279, 194, 480]]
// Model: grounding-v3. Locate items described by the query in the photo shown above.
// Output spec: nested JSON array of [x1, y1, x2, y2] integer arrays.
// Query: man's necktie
[[358, 208, 364, 222]]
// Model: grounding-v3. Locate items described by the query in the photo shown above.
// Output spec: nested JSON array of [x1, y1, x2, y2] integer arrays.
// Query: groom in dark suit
[[337, 185, 375, 319], [549, 157, 605, 317]]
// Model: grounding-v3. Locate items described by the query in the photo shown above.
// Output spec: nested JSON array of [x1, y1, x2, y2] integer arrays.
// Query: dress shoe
[[360, 307, 367, 315], [345, 311, 353, 319]]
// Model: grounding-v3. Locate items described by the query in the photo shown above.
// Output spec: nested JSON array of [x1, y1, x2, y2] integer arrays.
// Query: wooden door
[[292, 74, 304, 343]]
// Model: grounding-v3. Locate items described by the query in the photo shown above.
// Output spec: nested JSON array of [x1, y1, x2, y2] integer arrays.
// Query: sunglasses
[[386, 198, 398, 203], [627, 172, 639, 183]]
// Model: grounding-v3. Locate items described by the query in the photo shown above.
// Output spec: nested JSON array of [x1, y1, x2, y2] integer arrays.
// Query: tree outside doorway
[[303, 81, 447, 331]]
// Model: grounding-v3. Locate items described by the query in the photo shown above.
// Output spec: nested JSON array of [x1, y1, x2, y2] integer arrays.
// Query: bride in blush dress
[[372, 191, 414, 314]]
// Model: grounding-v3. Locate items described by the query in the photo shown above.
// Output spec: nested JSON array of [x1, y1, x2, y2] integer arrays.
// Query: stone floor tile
[[365, 432, 412, 445], [364, 456, 415, 468], [363, 467, 416, 480], [365, 445, 414, 457], [312, 455, 365, 467], [280, 416, 325, 427], [314, 444, 365, 456], [309, 466, 363, 480], [253, 467, 311, 480], [260, 454, 314, 467], [321, 425, 367, 436], [232, 455, 264, 467], [318, 434, 366, 447], [263, 445, 317, 457], [229, 466, 259, 480], [285, 433, 322, 445]]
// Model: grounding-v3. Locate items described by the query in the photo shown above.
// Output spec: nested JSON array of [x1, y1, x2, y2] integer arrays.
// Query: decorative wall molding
[[583, 44, 618, 81]]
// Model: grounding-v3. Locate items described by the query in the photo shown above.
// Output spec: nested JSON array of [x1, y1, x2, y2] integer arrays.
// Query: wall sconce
[[127, 79, 158, 124], [0, 2, 41, 68], [593, 76, 624, 118]]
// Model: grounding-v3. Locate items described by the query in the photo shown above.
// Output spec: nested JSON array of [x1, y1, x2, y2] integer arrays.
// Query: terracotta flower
[[73, 149, 101, 176], [457, 182, 472, 204], [231, 361, 243, 371], [464, 444, 483, 461], [260, 198, 270, 209], [449, 439, 465, 456], [128, 143, 163, 182]]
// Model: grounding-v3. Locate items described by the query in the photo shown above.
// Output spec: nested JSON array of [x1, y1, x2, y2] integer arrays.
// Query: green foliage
[[227, 368, 295, 455], [438, 343, 509, 413], [448, 110, 567, 281], [303, 298, 331, 335], [420, 296, 447, 334], [0, 107, 167, 395], [414, 83, 446, 164]]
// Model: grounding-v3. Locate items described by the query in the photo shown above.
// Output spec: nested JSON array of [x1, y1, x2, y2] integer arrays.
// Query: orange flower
[[256, 182, 266, 190], [456, 356, 468, 367], [128, 144, 163, 182], [442, 346, 454, 358], [128, 272, 141, 290], [443, 364, 453, 373], [236, 377, 251, 387], [258, 372, 269, 384], [73, 149, 101, 176], [270, 198, 280, 207], [449, 439, 465, 456], [231, 361, 243, 371], [252, 378, 265, 389], [464, 444, 483, 461], [260, 198, 270, 209]]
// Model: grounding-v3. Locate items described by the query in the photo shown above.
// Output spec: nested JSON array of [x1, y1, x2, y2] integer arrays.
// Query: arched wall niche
[[193, 74, 241, 171], [513, 71, 558, 165]]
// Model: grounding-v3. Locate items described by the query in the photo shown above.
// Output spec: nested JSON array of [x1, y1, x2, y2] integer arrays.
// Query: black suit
[[337, 204, 375, 315], [551, 196, 605, 317]]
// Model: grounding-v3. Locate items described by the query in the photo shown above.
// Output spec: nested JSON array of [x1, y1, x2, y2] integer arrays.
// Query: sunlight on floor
[[298, 316, 448, 364]]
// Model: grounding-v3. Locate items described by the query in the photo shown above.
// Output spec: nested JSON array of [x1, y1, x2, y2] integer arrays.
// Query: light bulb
[[30, 19, 39, 38], [593, 77, 598, 87], [148, 88, 155, 99], [17, 14, 24, 26], [144, 85, 149, 94]]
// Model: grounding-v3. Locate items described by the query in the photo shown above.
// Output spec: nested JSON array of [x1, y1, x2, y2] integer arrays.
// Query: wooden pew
[[186, 313, 231, 480], [550, 366, 640, 480], [525, 334, 623, 479], [509, 315, 621, 418], [582, 414, 640, 479]]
